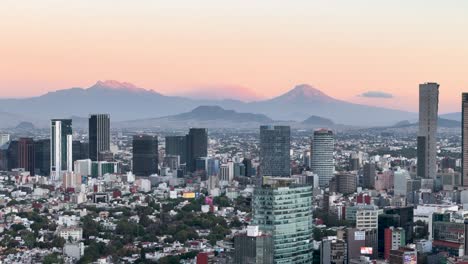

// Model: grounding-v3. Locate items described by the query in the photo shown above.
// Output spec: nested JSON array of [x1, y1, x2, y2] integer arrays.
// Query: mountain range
[[0, 80, 418, 128]]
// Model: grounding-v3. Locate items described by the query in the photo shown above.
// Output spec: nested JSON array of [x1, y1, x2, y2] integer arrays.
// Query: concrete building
[[417, 82, 439, 179], [320, 238, 347, 264]]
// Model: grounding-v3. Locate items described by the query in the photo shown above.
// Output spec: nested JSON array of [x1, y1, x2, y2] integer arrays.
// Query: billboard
[[360, 247, 373, 255]]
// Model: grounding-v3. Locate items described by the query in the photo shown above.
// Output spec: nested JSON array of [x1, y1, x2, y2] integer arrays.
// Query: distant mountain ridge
[[167, 106, 273, 123], [0, 80, 417, 127]]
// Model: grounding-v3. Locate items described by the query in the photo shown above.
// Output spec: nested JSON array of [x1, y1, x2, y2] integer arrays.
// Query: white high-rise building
[[394, 169, 411, 196], [0, 134, 10, 147], [311, 129, 335, 187], [417, 83, 439, 179], [51, 119, 73, 182]]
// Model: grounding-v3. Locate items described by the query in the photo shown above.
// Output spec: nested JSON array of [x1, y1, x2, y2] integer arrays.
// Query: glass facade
[[259, 126, 291, 177], [253, 182, 313, 264]]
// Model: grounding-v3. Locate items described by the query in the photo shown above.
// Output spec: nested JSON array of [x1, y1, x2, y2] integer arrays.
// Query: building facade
[[51, 119, 73, 181], [259, 126, 291, 177], [311, 129, 334, 187], [132, 135, 158, 177], [89, 114, 110, 161], [253, 178, 313, 263], [417, 82, 439, 179]]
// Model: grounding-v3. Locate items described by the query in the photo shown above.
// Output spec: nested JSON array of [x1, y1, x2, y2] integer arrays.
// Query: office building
[[186, 128, 208, 173], [311, 129, 334, 187], [132, 135, 158, 177], [378, 214, 400, 258], [51, 119, 73, 181], [0, 134, 9, 147], [384, 227, 405, 260], [165, 136, 187, 164], [242, 158, 253, 177], [417, 82, 439, 179], [89, 114, 110, 161], [74, 159, 92, 177], [320, 238, 347, 264], [384, 207, 414, 244], [329, 173, 356, 195], [259, 126, 290, 177], [233, 226, 273, 264], [363, 163, 376, 189], [393, 169, 411, 196], [91, 161, 119, 178], [34, 139, 50, 176], [18, 138, 35, 175], [252, 177, 313, 263], [463, 93, 468, 186]]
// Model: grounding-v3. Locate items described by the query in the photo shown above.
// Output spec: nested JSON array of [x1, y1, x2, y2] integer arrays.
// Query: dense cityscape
[[0, 83, 466, 264]]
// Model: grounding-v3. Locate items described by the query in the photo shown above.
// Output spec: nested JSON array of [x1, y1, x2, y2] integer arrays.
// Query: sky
[[0, 0, 468, 113]]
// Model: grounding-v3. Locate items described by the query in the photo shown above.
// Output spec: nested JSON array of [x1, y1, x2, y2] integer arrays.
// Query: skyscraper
[[462, 93, 468, 186], [311, 129, 334, 187], [132, 135, 158, 177], [186, 128, 208, 172], [51, 119, 73, 181], [35, 139, 50, 176], [18, 138, 35, 176], [363, 163, 376, 189], [417, 82, 439, 179], [89, 114, 110, 161], [259, 125, 290, 177], [253, 177, 313, 263], [165, 136, 187, 164]]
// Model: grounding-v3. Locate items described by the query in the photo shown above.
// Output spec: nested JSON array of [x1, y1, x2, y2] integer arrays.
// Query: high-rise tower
[[417, 83, 439, 179], [89, 114, 110, 161], [51, 119, 73, 181], [133, 135, 159, 177], [186, 128, 208, 172], [462, 93, 468, 186], [311, 129, 334, 187], [259, 125, 290, 177]]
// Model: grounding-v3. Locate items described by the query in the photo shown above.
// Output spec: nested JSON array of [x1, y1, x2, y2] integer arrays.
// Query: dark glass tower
[[363, 163, 376, 189], [18, 138, 35, 175], [259, 125, 290, 177], [89, 114, 110, 161], [34, 139, 50, 176], [462, 93, 468, 186], [186, 128, 208, 173], [132, 135, 159, 177], [165, 136, 187, 164], [7, 140, 19, 170]]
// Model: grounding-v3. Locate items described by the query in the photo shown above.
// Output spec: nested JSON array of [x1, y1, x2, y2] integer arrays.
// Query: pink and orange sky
[[1, 0, 467, 112]]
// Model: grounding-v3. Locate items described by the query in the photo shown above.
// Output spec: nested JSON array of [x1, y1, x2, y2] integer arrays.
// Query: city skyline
[[1, 1, 468, 112]]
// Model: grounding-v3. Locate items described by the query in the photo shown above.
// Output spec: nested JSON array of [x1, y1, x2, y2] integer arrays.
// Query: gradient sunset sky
[[1, 0, 467, 112]]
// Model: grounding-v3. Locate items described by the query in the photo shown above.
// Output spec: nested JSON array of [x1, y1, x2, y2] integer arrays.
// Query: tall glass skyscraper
[[311, 129, 334, 187], [132, 135, 158, 176], [51, 119, 73, 181], [259, 126, 290, 177], [89, 114, 110, 161], [186, 128, 208, 173], [253, 177, 313, 264], [417, 83, 438, 179], [462, 93, 468, 186], [165, 135, 187, 164]]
